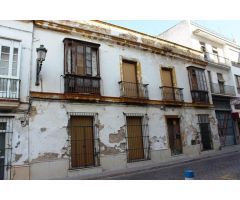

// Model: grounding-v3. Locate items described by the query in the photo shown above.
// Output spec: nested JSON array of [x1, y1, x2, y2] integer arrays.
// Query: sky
[[107, 20, 240, 45]]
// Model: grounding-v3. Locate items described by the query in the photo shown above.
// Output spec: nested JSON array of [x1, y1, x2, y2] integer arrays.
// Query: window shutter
[[71, 41, 76, 74]]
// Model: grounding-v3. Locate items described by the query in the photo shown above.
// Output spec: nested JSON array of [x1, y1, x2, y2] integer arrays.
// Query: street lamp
[[35, 45, 47, 86]]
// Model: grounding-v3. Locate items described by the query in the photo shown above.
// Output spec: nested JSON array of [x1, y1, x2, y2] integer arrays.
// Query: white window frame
[[0, 38, 21, 99]]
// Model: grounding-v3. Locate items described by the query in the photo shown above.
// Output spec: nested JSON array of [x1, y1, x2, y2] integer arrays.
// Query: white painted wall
[[159, 21, 240, 91], [31, 26, 202, 103]]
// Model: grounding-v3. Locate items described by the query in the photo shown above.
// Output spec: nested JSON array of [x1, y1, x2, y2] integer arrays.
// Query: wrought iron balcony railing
[[64, 74, 101, 95], [231, 61, 240, 68], [159, 86, 184, 102], [191, 90, 209, 104], [210, 82, 236, 96], [118, 81, 149, 99], [0, 77, 20, 100], [203, 52, 230, 66]]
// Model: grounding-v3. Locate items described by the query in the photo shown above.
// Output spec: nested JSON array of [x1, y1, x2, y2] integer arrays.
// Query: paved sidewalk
[[63, 145, 240, 180]]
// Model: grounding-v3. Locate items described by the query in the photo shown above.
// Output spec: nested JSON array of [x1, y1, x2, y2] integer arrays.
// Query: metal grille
[[0, 117, 13, 180], [198, 114, 213, 151], [160, 86, 184, 102], [67, 113, 100, 169], [191, 90, 209, 104], [119, 81, 149, 99], [0, 77, 20, 100], [216, 111, 236, 146], [210, 82, 236, 96], [125, 113, 150, 163], [64, 74, 101, 95]]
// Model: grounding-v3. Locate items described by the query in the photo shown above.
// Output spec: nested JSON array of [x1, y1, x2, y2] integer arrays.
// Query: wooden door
[[127, 117, 144, 161], [199, 123, 212, 150], [70, 116, 94, 168], [122, 61, 138, 97], [162, 68, 174, 100], [167, 118, 182, 155]]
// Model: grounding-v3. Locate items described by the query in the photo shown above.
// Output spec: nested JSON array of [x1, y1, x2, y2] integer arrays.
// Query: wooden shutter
[[162, 68, 173, 87], [127, 116, 144, 161], [122, 61, 138, 97], [161, 68, 174, 100], [189, 68, 198, 90], [70, 116, 94, 168]]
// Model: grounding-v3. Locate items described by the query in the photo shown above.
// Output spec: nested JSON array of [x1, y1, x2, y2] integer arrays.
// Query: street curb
[[62, 146, 240, 180]]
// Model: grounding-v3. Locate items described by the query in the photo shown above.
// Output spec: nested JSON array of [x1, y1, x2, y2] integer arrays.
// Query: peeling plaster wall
[[26, 100, 219, 179], [28, 101, 69, 163]]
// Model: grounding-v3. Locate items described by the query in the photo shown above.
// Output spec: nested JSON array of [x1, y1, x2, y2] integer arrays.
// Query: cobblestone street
[[106, 151, 240, 180]]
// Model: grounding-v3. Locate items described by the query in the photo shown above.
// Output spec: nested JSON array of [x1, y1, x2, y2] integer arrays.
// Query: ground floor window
[[198, 114, 213, 151], [68, 113, 100, 169], [125, 113, 150, 162], [0, 117, 13, 180]]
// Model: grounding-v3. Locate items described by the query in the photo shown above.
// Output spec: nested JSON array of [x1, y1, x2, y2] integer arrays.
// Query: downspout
[[27, 20, 35, 180]]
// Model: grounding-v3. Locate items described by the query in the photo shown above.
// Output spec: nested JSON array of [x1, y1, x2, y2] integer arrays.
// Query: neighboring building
[[1, 20, 220, 180], [0, 21, 33, 180], [159, 20, 240, 147]]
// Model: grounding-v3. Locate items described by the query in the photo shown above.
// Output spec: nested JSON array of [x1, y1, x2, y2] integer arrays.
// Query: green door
[[0, 133, 5, 180]]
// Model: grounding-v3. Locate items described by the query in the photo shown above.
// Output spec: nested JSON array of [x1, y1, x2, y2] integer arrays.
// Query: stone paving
[[106, 151, 240, 180]]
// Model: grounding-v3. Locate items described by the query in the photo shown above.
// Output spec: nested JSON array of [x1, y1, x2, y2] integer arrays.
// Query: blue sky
[[107, 20, 240, 44]]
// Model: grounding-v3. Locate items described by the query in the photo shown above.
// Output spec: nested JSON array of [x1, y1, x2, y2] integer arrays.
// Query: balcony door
[[162, 68, 174, 100], [122, 60, 138, 98], [0, 39, 20, 99]]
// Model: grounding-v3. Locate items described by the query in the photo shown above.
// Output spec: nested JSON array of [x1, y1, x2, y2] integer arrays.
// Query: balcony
[[203, 52, 231, 68], [231, 61, 240, 68], [64, 74, 101, 95], [210, 82, 236, 96], [119, 81, 149, 99], [191, 90, 209, 104], [159, 86, 184, 102], [0, 77, 20, 100]]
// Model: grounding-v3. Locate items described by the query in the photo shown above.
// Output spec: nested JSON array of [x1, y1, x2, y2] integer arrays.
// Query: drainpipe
[[27, 20, 36, 180]]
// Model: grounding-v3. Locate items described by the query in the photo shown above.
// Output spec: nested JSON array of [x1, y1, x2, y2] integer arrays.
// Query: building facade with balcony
[[0, 21, 33, 180], [159, 20, 240, 147], [1, 20, 220, 180]]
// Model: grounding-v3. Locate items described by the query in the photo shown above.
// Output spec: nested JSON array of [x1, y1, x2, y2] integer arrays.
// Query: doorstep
[[67, 166, 103, 178]]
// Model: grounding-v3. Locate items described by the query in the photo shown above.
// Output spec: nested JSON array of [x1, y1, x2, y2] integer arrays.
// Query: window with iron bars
[[0, 117, 13, 180], [67, 112, 100, 169], [197, 114, 213, 151], [124, 113, 150, 163]]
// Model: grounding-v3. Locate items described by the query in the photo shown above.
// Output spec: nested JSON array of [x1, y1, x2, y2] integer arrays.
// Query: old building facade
[[0, 20, 222, 180], [160, 20, 240, 147]]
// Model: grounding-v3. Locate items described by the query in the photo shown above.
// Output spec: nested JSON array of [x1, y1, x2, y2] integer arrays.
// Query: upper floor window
[[188, 67, 209, 104], [0, 39, 20, 78], [63, 39, 101, 95], [199, 42, 207, 60], [63, 38, 100, 77], [0, 39, 21, 100], [235, 75, 240, 94], [188, 67, 208, 91]]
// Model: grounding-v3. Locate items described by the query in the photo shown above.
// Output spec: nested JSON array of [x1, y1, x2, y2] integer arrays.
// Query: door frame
[[0, 116, 13, 180], [67, 112, 100, 169], [165, 115, 183, 155]]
